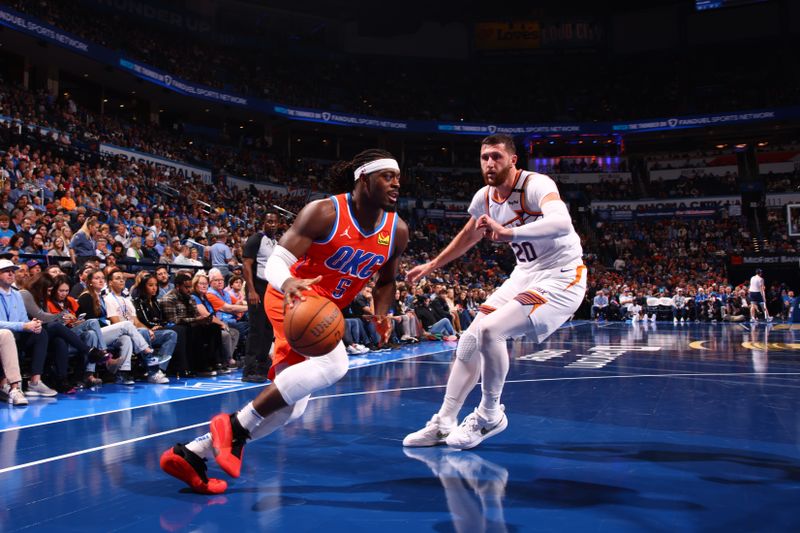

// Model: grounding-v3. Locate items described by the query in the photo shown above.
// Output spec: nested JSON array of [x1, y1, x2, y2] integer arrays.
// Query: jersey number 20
[[511, 242, 537, 262]]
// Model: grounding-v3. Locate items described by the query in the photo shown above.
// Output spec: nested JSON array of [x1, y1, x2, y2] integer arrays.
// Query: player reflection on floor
[[404, 448, 509, 533]]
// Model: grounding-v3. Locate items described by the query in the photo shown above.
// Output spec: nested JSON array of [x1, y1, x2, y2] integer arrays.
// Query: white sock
[[437, 397, 462, 428], [437, 356, 481, 427], [185, 433, 213, 460], [236, 401, 264, 433], [478, 394, 502, 423]]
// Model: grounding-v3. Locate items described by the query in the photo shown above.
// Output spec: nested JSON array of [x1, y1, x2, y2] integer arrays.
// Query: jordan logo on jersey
[[324, 246, 386, 279], [339, 227, 352, 238]]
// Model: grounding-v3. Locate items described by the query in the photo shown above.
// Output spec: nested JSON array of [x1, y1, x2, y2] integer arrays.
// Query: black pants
[[229, 320, 250, 354], [166, 324, 189, 374], [187, 324, 224, 372], [43, 322, 89, 380], [13, 329, 49, 377], [243, 294, 274, 377]]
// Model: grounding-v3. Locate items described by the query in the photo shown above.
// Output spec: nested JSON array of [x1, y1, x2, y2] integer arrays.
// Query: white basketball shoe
[[445, 406, 508, 450], [403, 414, 454, 447]]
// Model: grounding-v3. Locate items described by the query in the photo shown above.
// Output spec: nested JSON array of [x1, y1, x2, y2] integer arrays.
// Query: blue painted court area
[[2, 322, 799, 532]]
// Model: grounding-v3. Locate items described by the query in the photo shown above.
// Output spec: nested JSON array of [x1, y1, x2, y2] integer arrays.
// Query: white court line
[[0, 422, 208, 475], [3, 370, 799, 476], [0, 383, 264, 435], [0, 349, 454, 435]]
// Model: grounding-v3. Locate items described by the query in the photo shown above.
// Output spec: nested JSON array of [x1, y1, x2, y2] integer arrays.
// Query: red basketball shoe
[[160, 443, 227, 494], [210, 413, 250, 478]]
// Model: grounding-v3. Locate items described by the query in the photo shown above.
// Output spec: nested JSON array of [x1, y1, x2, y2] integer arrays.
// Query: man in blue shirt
[[0, 259, 56, 397], [694, 287, 709, 322], [209, 232, 234, 277], [592, 290, 609, 321]]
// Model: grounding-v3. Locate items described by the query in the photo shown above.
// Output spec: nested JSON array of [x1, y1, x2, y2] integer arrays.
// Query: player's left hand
[[477, 214, 513, 242]]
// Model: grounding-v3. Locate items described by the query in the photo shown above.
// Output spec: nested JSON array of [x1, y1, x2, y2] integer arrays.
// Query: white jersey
[[748, 275, 764, 293], [468, 170, 583, 271]]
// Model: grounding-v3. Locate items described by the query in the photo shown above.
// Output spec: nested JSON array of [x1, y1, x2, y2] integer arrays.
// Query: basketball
[[285, 292, 345, 356]]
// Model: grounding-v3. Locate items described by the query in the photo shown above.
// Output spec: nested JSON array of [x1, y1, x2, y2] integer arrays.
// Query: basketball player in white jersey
[[748, 268, 772, 323], [403, 133, 586, 450]]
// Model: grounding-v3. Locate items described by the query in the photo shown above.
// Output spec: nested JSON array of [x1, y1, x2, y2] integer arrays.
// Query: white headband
[[353, 158, 400, 181]]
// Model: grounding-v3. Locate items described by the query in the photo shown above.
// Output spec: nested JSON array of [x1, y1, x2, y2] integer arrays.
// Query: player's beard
[[483, 164, 514, 187]]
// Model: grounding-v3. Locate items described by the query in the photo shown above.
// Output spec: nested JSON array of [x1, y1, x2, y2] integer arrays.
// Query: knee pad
[[456, 331, 478, 362], [324, 343, 350, 383]]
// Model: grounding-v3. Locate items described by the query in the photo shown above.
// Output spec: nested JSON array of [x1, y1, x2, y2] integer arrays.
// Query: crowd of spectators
[[583, 213, 798, 327], [2, 70, 800, 407], [587, 282, 791, 325], [4, 75, 799, 209]]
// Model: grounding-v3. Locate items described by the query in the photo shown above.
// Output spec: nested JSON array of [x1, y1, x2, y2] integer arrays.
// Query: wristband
[[265, 245, 298, 293]]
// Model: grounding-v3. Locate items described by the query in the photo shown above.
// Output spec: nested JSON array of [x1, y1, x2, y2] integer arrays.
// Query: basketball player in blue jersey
[[404, 133, 586, 450]]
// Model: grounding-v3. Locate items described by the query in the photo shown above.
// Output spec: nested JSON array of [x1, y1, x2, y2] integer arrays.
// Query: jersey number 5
[[332, 278, 352, 299], [511, 242, 537, 262]]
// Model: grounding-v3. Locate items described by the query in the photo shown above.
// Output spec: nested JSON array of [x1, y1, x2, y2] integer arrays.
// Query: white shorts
[[479, 260, 587, 343]]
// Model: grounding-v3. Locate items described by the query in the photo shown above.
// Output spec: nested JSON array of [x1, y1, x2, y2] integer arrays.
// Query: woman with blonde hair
[[127, 236, 144, 262], [159, 245, 176, 265], [69, 216, 98, 267], [48, 234, 71, 259]]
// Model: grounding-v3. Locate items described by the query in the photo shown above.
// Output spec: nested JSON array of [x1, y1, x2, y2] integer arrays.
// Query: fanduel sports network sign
[[611, 110, 792, 133], [2, 5, 797, 137], [118, 59, 248, 106], [0, 6, 92, 54], [272, 106, 411, 131], [437, 123, 583, 135]]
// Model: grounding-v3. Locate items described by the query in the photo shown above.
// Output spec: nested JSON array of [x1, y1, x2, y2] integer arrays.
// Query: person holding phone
[[133, 272, 187, 378], [48, 274, 112, 386]]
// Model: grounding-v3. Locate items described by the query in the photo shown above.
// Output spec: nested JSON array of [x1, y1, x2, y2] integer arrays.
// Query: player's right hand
[[281, 276, 322, 309], [405, 262, 434, 286]]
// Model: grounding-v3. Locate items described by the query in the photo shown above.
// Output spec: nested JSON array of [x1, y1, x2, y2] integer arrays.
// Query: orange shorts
[[264, 285, 307, 380]]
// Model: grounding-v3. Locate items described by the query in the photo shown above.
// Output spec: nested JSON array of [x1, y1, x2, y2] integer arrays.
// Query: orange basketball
[[285, 292, 345, 356]]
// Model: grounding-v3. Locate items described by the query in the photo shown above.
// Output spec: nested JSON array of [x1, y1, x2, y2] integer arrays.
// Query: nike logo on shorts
[[560, 268, 573, 272]]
